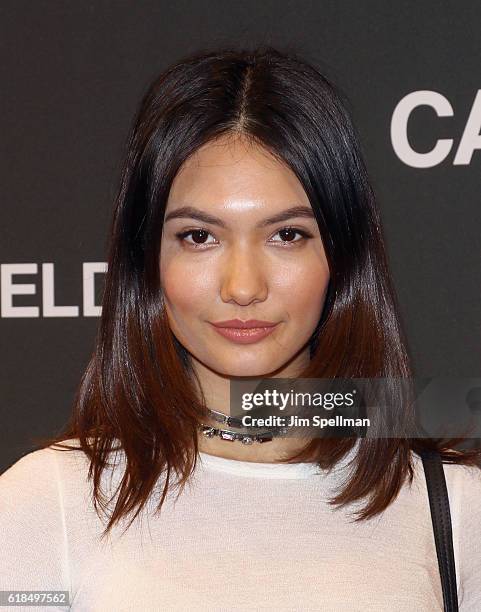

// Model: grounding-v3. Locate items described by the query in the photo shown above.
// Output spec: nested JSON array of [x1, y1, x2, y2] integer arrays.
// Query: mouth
[[208, 321, 281, 345]]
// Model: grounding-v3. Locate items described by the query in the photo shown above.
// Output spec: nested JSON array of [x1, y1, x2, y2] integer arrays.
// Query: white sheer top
[[0, 439, 480, 611]]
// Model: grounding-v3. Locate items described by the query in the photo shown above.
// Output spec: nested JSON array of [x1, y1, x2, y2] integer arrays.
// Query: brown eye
[[270, 227, 312, 245], [189, 229, 209, 244], [175, 228, 217, 248], [278, 228, 297, 242]]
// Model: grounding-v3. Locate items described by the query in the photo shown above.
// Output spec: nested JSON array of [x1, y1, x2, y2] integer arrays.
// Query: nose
[[219, 242, 268, 306]]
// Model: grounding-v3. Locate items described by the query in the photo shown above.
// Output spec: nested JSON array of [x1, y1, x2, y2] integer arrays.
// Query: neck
[[197, 430, 315, 463], [191, 351, 314, 463]]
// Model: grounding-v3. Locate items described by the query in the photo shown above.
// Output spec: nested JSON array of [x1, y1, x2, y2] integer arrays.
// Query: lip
[[209, 320, 281, 345], [210, 319, 279, 329]]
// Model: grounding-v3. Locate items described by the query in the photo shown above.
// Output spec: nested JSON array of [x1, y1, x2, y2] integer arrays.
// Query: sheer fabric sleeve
[[0, 449, 71, 610], [447, 462, 481, 611]]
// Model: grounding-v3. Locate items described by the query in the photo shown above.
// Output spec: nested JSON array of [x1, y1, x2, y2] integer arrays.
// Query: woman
[[1, 45, 480, 611]]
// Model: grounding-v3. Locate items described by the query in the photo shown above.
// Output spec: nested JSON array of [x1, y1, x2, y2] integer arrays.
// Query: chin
[[209, 358, 282, 378]]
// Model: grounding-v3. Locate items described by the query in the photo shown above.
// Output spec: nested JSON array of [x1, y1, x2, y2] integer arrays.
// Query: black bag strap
[[420, 450, 459, 612]]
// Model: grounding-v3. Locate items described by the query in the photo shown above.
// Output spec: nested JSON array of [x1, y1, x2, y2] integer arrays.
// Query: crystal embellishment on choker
[[199, 406, 289, 444], [198, 424, 276, 444]]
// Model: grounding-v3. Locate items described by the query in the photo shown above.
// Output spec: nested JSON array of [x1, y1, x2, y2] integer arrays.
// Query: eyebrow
[[163, 205, 316, 228]]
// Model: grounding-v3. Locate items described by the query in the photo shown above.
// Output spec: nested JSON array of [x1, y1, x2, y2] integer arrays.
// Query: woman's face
[[159, 134, 330, 378]]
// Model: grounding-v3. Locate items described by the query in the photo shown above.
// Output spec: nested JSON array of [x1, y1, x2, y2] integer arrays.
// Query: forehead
[[166, 134, 311, 218]]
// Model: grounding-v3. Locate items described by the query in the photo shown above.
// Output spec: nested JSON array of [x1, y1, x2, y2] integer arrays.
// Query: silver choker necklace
[[198, 407, 288, 445]]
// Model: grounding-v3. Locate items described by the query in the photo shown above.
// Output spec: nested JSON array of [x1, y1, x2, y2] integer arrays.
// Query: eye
[[269, 227, 312, 246], [174, 226, 313, 250], [175, 228, 218, 248]]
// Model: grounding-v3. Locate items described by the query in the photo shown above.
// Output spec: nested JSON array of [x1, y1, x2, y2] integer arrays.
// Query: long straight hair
[[35, 45, 481, 538]]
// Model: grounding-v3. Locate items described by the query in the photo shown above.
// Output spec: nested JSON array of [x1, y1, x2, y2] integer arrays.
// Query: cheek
[[270, 258, 330, 320], [160, 257, 215, 316]]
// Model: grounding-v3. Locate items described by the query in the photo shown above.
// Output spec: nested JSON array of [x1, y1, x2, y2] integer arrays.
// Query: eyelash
[[174, 226, 313, 250]]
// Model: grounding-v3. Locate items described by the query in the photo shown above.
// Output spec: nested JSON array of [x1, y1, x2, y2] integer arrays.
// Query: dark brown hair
[[35, 44, 481, 538]]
